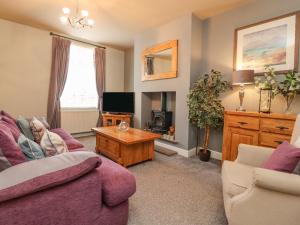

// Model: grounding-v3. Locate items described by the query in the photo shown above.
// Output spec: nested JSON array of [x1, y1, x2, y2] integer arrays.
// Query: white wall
[[0, 18, 125, 123]]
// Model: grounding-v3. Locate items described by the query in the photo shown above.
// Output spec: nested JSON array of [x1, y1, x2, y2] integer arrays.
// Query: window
[[60, 44, 98, 108]]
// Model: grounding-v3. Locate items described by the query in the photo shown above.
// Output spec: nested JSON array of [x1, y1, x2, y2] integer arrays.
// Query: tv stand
[[102, 113, 132, 127]]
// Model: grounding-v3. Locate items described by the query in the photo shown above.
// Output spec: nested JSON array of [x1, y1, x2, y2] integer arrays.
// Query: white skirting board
[[154, 140, 222, 160]]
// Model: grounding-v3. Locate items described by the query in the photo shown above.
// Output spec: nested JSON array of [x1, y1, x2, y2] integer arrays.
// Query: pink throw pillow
[[262, 141, 300, 173], [0, 110, 17, 123]]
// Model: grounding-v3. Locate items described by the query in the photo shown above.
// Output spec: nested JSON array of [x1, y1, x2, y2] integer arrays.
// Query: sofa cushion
[[40, 130, 69, 157], [18, 134, 45, 160], [0, 124, 26, 172], [262, 141, 300, 173], [0, 119, 21, 141], [16, 116, 35, 141], [222, 161, 254, 197], [98, 156, 136, 207], [0, 151, 101, 203], [51, 128, 84, 150], [0, 110, 17, 123]]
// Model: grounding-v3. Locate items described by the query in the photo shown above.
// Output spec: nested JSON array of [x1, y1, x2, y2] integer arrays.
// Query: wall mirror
[[142, 40, 178, 81]]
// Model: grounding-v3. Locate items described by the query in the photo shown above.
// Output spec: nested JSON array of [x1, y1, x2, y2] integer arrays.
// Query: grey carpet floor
[[78, 136, 227, 225]]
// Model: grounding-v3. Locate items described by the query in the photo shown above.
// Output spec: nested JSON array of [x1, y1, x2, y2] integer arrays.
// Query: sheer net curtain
[[47, 37, 71, 129], [94, 47, 105, 127]]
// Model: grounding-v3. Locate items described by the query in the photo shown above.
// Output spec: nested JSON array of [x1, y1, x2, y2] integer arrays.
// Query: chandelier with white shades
[[60, 0, 94, 29]]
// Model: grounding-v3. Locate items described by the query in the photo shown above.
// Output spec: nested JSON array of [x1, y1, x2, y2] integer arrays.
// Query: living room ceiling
[[0, 0, 254, 49]]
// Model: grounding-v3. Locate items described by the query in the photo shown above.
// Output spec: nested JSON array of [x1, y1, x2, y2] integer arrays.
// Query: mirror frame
[[141, 40, 178, 81]]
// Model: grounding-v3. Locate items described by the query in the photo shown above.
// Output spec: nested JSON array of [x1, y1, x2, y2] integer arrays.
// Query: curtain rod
[[49, 32, 106, 49]]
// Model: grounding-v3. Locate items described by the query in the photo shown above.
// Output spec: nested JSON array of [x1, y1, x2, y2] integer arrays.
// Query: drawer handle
[[276, 126, 289, 130], [238, 121, 248, 125], [274, 140, 283, 144]]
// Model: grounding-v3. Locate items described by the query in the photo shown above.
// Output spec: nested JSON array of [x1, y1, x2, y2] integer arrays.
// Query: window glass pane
[[61, 44, 98, 108]]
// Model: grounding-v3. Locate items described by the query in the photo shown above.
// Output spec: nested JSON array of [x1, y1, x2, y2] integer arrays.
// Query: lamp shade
[[232, 70, 254, 85]]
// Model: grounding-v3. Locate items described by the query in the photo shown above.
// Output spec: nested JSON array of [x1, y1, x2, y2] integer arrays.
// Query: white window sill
[[61, 108, 99, 112]]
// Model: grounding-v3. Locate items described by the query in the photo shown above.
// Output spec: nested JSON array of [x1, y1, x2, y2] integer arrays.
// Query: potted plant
[[187, 70, 231, 161], [278, 70, 300, 113]]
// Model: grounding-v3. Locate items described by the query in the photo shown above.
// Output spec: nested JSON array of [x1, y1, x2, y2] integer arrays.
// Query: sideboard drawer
[[260, 118, 294, 135], [227, 115, 259, 130], [260, 132, 291, 148]]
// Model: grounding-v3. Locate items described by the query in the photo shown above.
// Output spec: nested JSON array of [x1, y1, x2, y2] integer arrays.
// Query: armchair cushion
[[262, 141, 300, 172], [0, 151, 101, 203]]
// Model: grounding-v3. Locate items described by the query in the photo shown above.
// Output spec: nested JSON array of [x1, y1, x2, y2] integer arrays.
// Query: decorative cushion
[[34, 117, 50, 129], [0, 151, 101, 203], [0, 124, 26, 172], [51, 128, 84, 150], [30, 117, 47, 143], [18, 134, 45, 161], [262, 141, 300, 173], [16, 116, 35, 141], [0, 110, 17, 123], [0, 120, 21, 141], [40, 130, 69, 156]]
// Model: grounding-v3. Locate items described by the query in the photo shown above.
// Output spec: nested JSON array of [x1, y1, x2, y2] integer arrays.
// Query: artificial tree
[[187, 70, 231, 161]]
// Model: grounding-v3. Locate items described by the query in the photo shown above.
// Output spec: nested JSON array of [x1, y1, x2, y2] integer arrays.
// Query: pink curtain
[[94, 47, 106, 127], [47, 37, 71, 129]]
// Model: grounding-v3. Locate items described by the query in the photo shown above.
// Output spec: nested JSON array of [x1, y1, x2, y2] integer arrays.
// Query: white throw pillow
[[40, 130, 69, 157]]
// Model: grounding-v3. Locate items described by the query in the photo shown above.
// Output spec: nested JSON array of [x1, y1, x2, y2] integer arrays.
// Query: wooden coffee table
[[92, 126, 161, 167]]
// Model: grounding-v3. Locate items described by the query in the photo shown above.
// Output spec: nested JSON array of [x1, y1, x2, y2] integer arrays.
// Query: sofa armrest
[[253, 168, 300, 195], [235, 144, 274, 167], [98, 156, 136, 207]]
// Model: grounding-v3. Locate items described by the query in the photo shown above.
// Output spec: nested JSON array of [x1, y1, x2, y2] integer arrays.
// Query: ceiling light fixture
[[60, 0, 94, 29]]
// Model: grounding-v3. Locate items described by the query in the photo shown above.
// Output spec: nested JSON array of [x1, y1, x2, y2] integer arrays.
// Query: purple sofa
[[0, 115, 136, 225]]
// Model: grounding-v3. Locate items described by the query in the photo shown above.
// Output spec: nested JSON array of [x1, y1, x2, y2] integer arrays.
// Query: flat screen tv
[[102, 92, 135, 114]]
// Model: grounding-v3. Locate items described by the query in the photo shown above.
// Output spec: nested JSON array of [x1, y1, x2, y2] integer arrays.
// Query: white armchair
[[222, 114, 300, 225]]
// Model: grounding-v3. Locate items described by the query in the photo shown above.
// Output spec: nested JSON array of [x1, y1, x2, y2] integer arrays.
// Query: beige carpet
[[78, 136, 227, 225]]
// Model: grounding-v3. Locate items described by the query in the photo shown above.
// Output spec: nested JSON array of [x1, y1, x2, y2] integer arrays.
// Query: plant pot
[[199, 149, 211, 162]]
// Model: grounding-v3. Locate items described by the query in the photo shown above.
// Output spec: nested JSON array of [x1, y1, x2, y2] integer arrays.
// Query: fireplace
[[141, 91, 175, 135], [150, 92, 173, 134], [151, 110, 172, 133]]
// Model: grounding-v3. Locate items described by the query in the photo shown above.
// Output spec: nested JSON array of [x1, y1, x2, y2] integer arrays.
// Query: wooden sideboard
[[222, 111, 297, 161], [102, 113, 131, 127]]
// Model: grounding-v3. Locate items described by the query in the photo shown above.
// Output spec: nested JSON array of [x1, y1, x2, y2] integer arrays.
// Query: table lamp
[[232, 70, 255, 111]]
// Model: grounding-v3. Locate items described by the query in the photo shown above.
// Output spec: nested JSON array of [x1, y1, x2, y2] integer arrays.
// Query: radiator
[[61, 110, 99, 134]]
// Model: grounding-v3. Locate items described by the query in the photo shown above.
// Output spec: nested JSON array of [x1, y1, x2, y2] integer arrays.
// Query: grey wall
[[124, 47, 134, 92], [134, 13, 193, 150], [201, 0, 300, 152]]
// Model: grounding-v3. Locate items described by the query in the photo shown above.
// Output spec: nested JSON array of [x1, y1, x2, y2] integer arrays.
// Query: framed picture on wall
[[234, 12, 300, 74]]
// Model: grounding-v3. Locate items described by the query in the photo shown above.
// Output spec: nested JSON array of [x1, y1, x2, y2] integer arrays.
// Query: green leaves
[[187, 70, 231, 129]]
